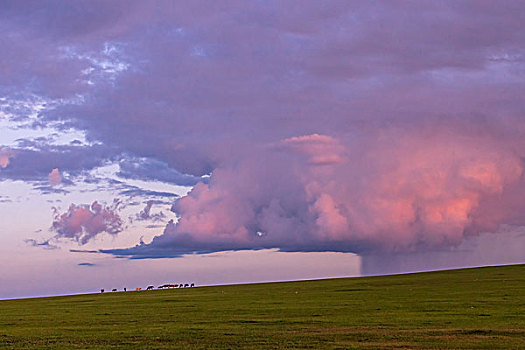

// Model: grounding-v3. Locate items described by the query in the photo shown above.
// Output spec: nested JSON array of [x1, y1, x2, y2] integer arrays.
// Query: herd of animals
[[101, 283, 194, 293]]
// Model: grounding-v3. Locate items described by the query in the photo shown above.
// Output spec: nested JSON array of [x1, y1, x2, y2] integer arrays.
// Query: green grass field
[[0, 265, 523, 349]]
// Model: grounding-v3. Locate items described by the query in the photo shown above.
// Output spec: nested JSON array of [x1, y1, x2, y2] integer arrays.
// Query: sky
[[1, 0, 524, 299]]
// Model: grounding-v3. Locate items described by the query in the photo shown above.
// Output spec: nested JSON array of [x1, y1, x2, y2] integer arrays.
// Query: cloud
[[2, 2, 525, 265], [0, 147, 13, 168], [276, 134, 346, 165], [117, 157, 203, 187], [104, 126, 525, 258], [69, 249, 99, 253], [48, 168, 62, 185], [24, 238, 59, 250], [119, 187, 180, 198], [133, 200, 166, 222], [0, 144, 115, 182], [51, 200, 124, 244], [77, 262, 95, 266]]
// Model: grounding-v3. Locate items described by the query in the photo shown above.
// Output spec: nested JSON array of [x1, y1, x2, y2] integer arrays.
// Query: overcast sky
[[1, 0, 524, 299]]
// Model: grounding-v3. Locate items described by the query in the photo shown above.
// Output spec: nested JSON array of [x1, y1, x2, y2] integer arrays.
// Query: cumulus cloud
[[51, 200, 124, 244], [0, 147, 13, 168], [48, 168, 62, 185], [104, 125, 525, 258]]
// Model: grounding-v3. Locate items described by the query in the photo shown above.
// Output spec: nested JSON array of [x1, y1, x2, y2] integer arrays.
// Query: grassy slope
[[0, 265, 523, 349]]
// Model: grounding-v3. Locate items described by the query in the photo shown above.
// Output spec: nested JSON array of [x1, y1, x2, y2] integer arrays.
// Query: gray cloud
[[133, 200, 166, 223], [69, 249, 98, 253], [77, 262, 96, 266], [118, 157, 203, 187], [24, 238, 59, 250], [0, 144, 116, 182]]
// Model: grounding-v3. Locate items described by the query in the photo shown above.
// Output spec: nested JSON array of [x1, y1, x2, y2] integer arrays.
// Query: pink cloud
[[131, 125, 524, 257], [52, 200, 124, 244], [48, 168, 62, 185], [0, 148, 13, 168]]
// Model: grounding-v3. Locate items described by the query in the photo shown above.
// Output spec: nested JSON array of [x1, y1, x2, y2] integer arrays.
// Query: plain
[[0, 264, 523, 349]]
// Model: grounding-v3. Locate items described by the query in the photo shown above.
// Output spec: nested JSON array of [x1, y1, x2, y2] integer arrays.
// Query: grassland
[[0, 265, 523, 349]]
